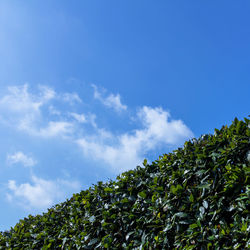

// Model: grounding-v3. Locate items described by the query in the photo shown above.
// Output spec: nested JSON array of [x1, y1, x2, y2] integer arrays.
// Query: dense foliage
[[0, 117, 249, 249]]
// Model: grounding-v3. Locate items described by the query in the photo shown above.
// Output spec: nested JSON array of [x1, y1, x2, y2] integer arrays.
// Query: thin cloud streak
[[92, 84, 127, 112], [7, 151, 36, 167], [69, 112, 87, 123], [61, 92, 82, 105], [19, 120, 74, 138]]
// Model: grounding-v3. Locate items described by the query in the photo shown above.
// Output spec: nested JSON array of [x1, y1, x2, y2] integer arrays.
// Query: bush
[[0, 117, 249, 249]]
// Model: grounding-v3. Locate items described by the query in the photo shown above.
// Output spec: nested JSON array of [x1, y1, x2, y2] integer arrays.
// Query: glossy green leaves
[[0, 117, 249, 249]]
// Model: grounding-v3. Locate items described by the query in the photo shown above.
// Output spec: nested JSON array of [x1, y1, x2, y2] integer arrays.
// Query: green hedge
[[1, 117, 249, 249]]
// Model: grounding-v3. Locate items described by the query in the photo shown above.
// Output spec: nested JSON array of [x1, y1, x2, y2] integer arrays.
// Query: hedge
[[0, 117, 249, 249]]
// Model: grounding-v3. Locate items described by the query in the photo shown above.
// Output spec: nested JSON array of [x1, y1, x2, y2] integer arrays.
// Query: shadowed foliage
[[0, 117, 249, 249]]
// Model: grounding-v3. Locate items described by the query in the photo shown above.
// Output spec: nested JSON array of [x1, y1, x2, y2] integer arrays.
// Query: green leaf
[[189, 224, 198, 229], [197, 219, 201, 228], [189, 193, 194, 202], [138, 191, 147, 199], [104, 187, 113, 192], [197, 183, 211, 189]]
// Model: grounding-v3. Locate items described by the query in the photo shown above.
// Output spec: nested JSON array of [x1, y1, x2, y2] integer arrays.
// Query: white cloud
[[76, 106, 193, 173], [77, 137, 141, 173], [105, 94, 127, 112], [137, 106, 193, 146], [7, 151, 36, 167], [7, 175, 80, 209], [92, 84, 127, 112], [62, 92, 82, 104], [88, 113, 97, 128], [24, 121, 74, 138], [0, 84, 75, 138], [69, 112, 86, 123], [69, 112, 98, 128], [0, 84, 194, 173], [39, 121, 74, 137], [0, 84, 52, 132], [38, 85, 56, 101], [0, 84, 42, 114], [49, 105, 61, 116]]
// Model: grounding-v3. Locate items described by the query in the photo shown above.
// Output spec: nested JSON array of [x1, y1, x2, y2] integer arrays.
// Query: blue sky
[[0, 1, 249, 231]]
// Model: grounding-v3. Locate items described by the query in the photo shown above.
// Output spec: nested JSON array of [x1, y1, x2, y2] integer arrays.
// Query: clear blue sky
[[0, 1, 249, 231]]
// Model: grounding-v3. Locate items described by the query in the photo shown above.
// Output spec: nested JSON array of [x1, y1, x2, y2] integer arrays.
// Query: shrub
[[0, 117, 249, 249]]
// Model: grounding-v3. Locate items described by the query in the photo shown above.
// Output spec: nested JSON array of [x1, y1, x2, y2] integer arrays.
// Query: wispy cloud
[[0, 83, 193, 173], [77, 106, 193, 173], [61, 92, 82, 105], [0, 84, 75, 138], [69, 112, 86, 123], [69, 112, 98, 127], [92, 84, 127, 112], [7, 175, 80, 209], [0, 84, 44, 114], [19, 120, 74, 138], [7, 152, 36, 167], [48, 105, 61, 116], [38, 85, 56, 101]]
